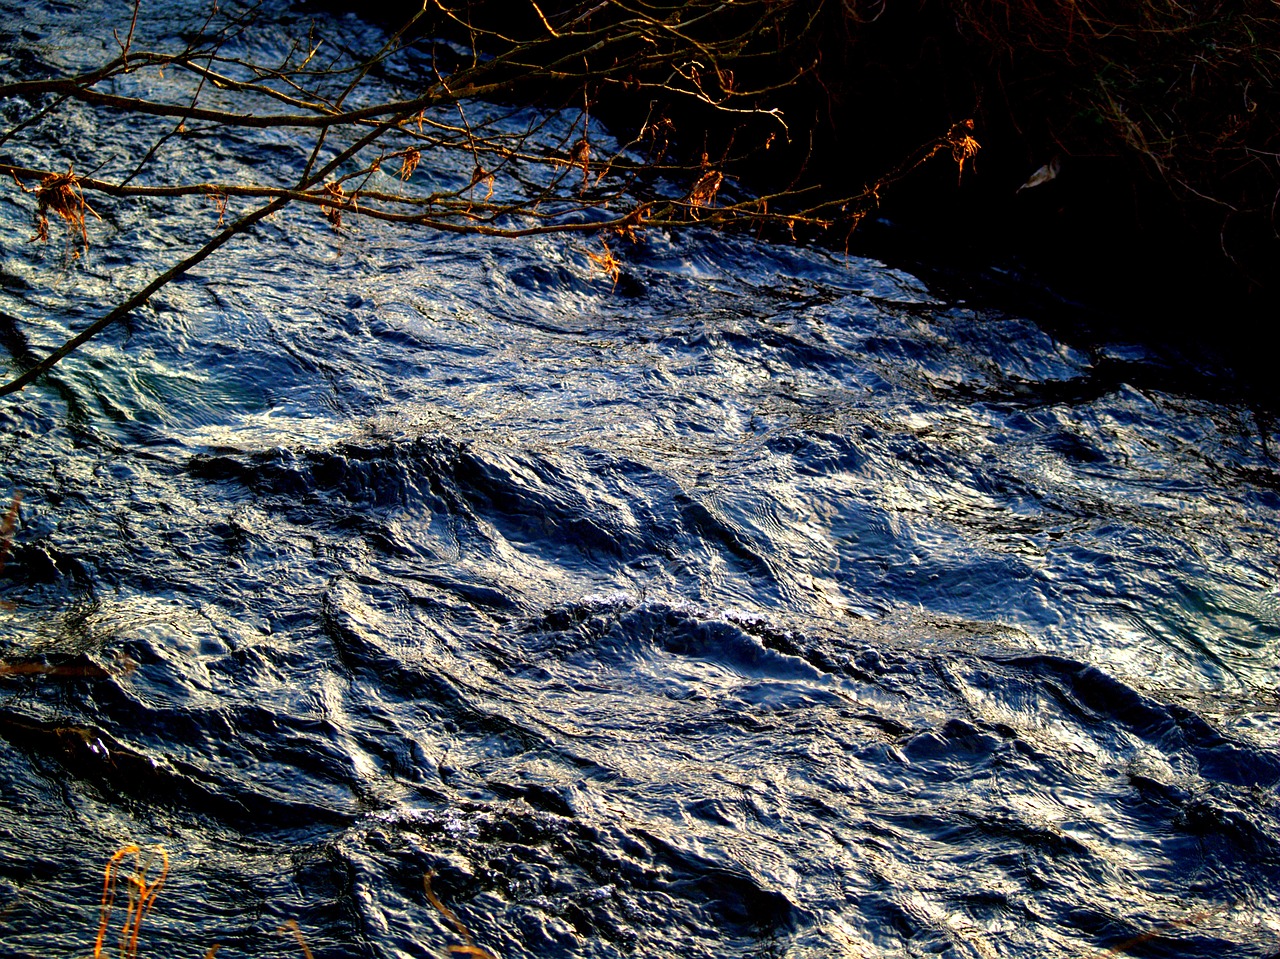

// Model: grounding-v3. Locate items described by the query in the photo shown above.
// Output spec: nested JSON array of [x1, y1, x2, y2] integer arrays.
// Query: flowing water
[[1, 2, 1279, 957]]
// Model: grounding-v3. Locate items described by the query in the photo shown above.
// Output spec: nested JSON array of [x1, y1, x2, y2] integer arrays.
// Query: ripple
[[1, 0, 1278, 956]]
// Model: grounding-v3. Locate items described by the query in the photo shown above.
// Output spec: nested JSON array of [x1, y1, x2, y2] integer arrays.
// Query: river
[[1, 2, 1278, 957]]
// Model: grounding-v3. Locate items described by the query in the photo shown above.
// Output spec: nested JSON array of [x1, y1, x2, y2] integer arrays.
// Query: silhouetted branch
[[0, 0, 976, 397]]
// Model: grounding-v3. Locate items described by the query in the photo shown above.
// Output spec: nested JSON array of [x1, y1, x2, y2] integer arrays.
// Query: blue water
[[1, 2, 1279, 957]]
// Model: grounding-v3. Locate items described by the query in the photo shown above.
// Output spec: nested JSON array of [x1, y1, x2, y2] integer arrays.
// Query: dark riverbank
[[339, 0, 1279, 358], [792, 0, 1280, 347]]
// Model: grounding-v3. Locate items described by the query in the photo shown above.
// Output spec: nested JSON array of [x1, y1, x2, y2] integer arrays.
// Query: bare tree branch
[[0, 0, 977, 397]]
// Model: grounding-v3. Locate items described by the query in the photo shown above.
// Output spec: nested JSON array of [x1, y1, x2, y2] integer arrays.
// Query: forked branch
[[0, 0, 978, 398]]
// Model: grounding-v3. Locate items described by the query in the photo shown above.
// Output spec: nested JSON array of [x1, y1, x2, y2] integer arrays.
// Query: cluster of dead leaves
[[13, 166, 100, 254]]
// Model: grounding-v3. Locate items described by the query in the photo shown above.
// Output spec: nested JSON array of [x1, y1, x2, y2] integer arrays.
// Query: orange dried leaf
[[398, 148, 421, 180], [321, 181, 347, 229], [466, 166, 495, 201], [586, 239, 621, 288], [30, 166, 99, 251], [687, 169, 723, 213], [211, 191, 228, 225], [947, 119, 981, 183], [570, 137, 590, 190]]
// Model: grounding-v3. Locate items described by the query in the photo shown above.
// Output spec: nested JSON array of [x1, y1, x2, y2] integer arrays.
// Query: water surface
[[1, 3, 1279, 957]]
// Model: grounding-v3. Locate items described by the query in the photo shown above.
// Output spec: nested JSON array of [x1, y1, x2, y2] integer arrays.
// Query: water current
[[1, 2, 1279, 957]]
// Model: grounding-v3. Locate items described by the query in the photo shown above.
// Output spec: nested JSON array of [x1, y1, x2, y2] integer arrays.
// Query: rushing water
[[2, 3, 1280, 957]]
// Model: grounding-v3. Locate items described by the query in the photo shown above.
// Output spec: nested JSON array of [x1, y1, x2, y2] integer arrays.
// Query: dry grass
[[81, 850, 501, 958], [74, 845, 1232, 958], [423, 871, 501, 959], [94, 846, 168, 959]]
